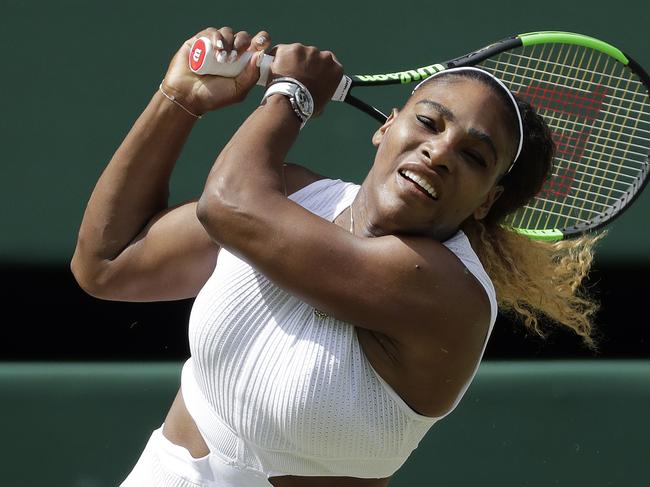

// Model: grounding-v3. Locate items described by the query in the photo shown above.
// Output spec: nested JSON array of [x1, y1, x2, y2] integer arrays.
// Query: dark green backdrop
[[2, 0, 649, 265]]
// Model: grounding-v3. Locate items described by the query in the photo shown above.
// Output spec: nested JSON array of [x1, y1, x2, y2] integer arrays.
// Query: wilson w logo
[[519, 83, 608, 120], [517, 83, 609, 199]]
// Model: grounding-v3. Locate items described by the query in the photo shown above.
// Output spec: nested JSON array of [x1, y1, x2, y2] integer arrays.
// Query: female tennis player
[[71, 26, 601, 486]]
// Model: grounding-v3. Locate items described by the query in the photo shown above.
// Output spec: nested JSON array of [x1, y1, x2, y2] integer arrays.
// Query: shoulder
[[373, 234, 492, 354], [332, 232, 492, 344], [358, 234, 494, 414], [283, 162, 327, 196], [407, 234, 492, 321], [442, 230, 497, 321], [384, 235, 493, 391]]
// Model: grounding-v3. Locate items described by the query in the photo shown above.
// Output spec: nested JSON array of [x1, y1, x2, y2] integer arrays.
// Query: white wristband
[[260, 78, 314, 129]]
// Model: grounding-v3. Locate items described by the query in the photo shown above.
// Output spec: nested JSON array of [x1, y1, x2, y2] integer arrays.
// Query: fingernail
[[216, 39, 224, 49], [217, 51, 227, 63], [256, 36, 266, 45], [256, 49, 266, 67], [228, 50, 238, 63]]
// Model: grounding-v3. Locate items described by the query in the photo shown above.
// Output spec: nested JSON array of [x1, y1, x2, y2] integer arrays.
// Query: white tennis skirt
[[119, 424, 273, 487]]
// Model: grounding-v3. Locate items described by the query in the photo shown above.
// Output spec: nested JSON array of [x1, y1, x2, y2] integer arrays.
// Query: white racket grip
[[332, 75, 352, 102], [188, 36, 349, 97], [253, 55, 344, 93], [188, 36, 272, 86], [256, 53, 273, 86]]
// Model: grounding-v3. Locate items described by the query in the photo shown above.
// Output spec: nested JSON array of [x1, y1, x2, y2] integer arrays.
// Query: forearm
[[197, 95, 300, 244], [72, 90, 197, 273]]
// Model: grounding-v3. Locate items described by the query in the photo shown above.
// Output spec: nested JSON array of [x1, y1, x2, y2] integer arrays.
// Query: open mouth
[[399, 169, 438, 200]]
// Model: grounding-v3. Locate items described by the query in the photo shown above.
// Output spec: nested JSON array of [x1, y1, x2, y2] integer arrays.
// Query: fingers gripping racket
[[189, 31, 650, 241]]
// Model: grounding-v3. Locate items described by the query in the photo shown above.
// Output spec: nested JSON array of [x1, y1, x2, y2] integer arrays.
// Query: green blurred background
[[2, 0, 649, 264], [1, 0, 649, 486]]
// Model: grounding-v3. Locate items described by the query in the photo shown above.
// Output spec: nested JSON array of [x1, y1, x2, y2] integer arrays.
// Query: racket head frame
[[341, 31, 650, 241]]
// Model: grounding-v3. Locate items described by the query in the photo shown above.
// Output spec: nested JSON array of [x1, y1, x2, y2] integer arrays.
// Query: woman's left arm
[[196, 44, 490, 350], [199, 42, 341, 205], [197, 42, 345, 269]]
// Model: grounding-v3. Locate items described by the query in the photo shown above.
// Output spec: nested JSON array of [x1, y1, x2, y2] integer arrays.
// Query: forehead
[[409, 76, 505, 115], [407, 76, 517, 159]]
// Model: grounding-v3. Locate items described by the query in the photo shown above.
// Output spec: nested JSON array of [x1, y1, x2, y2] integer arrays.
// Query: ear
[[371, 108, 399, 147], [473, 184, 504, 220]]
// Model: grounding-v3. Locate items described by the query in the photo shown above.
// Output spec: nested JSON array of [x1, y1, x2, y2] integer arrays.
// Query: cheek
[[378, 121, 412, 152], [373, 136, 404, 174], [451, 177, 493, 216]]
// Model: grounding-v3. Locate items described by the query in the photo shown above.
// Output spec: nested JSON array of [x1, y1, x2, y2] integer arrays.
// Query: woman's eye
[[416, 115, 437, 131], [465, 151, 487, 167]]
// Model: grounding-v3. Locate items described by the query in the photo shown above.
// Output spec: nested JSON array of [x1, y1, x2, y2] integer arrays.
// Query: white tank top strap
[[442, 230, 498, 328], [287, 178, 359, 222]]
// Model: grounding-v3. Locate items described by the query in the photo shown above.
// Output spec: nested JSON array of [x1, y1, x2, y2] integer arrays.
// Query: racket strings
[[480, 43, 650, 233], [537, 113, 650, 150], [495, 53, 646, 99], [505, 44, 598, 231]]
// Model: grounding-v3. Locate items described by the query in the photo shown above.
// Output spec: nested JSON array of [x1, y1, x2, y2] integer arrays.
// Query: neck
[[348, 187, 390, 238], [353, 182, 462, 241]]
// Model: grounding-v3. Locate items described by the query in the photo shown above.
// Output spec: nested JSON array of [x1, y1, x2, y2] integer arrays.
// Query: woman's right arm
[[70, 91, 215, 302], [71, 27, 271, 302]]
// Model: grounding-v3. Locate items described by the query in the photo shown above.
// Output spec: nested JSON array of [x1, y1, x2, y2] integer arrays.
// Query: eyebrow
[[416, 99, 456, 122], [415, 99, 499, 164]]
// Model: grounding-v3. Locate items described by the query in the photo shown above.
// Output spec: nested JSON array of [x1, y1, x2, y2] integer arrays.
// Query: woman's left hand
[[267, 43, 344, 117], [162, 27, 272, 115]]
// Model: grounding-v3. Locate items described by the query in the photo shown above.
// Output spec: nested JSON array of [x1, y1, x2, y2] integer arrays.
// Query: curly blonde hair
[[436, 69, 605, 351], [464, 221, 603, 351]]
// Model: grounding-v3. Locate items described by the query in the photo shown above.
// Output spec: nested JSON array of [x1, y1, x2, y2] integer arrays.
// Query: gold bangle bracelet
[[158, 81, 202, 119]]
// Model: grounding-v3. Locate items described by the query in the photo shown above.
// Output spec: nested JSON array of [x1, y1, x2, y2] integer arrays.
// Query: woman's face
[[361, 76, 518, 240]]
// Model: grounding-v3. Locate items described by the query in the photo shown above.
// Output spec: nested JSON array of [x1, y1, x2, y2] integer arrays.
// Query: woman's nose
[[420, 142, 455, 174]]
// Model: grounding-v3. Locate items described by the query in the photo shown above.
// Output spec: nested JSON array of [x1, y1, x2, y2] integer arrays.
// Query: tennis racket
[[189, 31, 650, 241]]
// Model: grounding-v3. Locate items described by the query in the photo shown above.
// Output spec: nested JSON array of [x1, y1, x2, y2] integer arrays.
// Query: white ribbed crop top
[[182, 178, 498, 479]]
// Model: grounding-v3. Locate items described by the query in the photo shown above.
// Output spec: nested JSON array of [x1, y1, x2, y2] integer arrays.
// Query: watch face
[[295, 89, 314, 117]]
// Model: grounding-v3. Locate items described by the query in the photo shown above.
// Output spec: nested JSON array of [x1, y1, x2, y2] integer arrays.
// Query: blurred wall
[[3, 361, 649, 486]]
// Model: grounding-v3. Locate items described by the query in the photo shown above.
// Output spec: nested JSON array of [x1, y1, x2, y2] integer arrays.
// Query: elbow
[[70, 249, 112, 300], [196, 191, 215, 228], [197, 180, 269, 247], [196, 191, 219, 237], [196, 189, 239, 245], [70, 262, 101, 298]]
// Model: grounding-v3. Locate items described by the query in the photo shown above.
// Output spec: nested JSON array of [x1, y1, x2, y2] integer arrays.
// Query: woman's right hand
[[161, 27, 272, 116]]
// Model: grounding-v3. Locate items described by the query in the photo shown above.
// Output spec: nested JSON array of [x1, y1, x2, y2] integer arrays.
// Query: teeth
[[402, 170, 438, 199]]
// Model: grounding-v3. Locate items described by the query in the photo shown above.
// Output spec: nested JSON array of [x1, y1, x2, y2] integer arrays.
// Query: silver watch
[[261, 77, 314, 129]]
